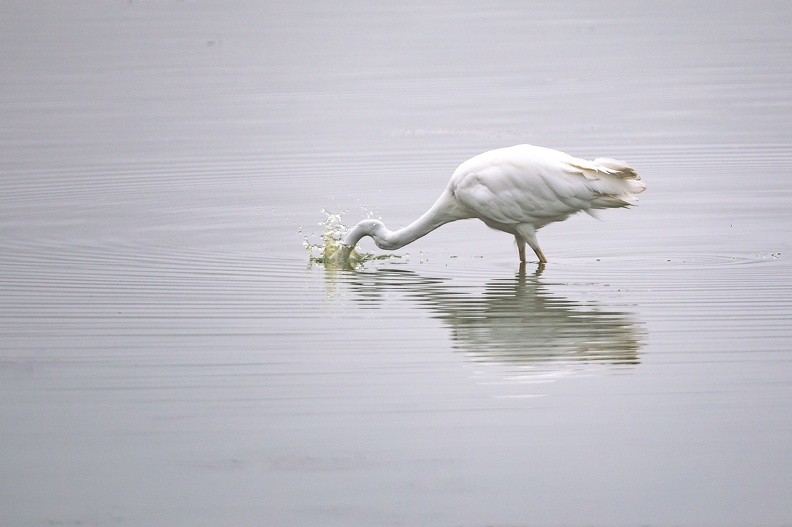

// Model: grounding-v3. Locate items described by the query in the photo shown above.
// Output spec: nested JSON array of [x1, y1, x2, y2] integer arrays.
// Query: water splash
[[303, 209, 404, 268]]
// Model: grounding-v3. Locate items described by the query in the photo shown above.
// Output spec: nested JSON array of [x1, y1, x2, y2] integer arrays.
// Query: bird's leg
[[515, 235, 527, 263], [533, 246, 548, 264], [515, 224, 547, 264]]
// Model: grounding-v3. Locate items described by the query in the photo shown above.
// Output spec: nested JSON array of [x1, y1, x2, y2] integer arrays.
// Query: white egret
[[343, 144, 645, 263]]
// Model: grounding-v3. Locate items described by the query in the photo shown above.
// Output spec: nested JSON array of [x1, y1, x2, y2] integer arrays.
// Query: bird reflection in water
[[336, 264, 644, 381]]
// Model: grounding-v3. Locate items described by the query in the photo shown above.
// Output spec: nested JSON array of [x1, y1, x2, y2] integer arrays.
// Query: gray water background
[[2, 1, 792, 526]]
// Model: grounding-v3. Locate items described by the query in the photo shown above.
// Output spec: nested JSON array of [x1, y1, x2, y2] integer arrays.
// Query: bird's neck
[[346, 190, 468, 250], [381, 210, 445, 250]]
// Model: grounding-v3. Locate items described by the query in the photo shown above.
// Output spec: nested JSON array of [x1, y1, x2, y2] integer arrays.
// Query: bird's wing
[[451, 147, 600, 226]]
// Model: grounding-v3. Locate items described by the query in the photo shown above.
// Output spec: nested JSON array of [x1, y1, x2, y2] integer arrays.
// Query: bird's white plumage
[[451, 145, 641, 228], [342, 144, 644, 263]]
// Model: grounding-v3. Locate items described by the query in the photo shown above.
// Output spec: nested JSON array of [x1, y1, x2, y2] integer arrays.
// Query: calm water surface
[[2, 1, 792, 526]]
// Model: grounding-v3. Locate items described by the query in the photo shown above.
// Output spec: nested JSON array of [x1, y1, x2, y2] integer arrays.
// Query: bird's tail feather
[[589, 158, 645, 209], [564, 156, 645, 209], [592, 158, 640, 180]]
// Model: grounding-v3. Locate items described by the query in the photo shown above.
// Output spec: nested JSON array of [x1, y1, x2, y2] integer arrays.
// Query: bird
[[342, 144, 645, 264]]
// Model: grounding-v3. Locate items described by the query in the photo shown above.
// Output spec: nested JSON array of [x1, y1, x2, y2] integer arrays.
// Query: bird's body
[[343, 145, 645, 263]]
